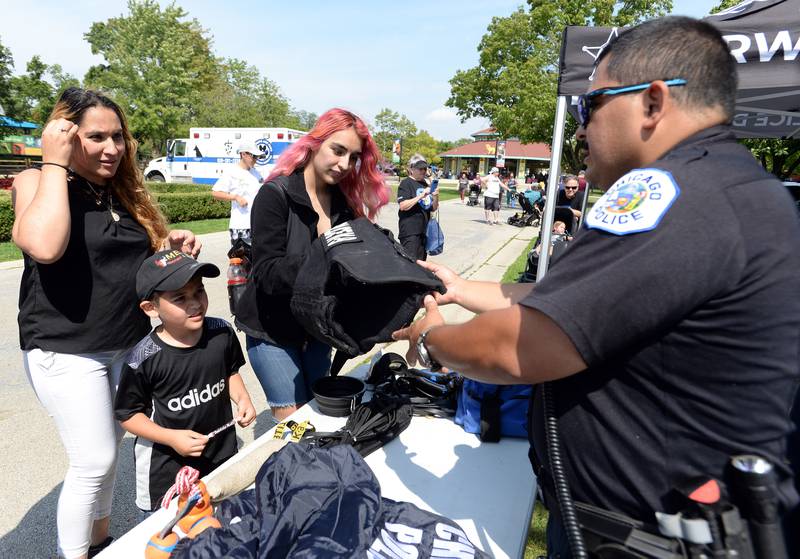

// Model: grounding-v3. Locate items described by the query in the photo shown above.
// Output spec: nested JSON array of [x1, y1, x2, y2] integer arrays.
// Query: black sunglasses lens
[[578, 97, 589, 126]]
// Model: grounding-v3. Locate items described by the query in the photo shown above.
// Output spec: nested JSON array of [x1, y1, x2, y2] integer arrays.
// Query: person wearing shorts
[[480, 167, 506, 224]]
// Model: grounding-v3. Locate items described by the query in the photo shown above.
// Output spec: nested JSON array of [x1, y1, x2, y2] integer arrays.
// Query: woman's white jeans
[[23, 348, 126, 559]]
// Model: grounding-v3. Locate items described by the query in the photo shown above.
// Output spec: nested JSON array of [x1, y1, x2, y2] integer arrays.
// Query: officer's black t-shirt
[[18, 174, 152, 352], [114, 317, 246, 510], [397, 177, 430, 239], [520, 126, 800, 521]]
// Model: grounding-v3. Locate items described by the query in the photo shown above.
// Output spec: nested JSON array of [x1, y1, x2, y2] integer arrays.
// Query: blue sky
[[3, 0, 719, 140]]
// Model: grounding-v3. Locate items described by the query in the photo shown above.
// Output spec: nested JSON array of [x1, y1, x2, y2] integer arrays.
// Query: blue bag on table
[[454, 379, 532, 442]]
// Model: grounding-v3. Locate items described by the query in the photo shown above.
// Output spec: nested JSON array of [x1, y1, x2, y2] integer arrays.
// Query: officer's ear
[[641, 81, 670, 130]]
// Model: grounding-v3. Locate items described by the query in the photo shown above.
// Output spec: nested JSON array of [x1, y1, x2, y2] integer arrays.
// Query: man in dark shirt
[[394, 16, 799, 557], [556, 175, 585, 232]]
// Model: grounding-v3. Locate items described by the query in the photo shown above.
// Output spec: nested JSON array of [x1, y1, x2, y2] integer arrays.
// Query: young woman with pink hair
[[235, 108, 388, 420]]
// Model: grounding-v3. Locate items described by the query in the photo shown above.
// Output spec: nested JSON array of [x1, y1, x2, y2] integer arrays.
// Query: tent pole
[[537, 95, 569, 281]]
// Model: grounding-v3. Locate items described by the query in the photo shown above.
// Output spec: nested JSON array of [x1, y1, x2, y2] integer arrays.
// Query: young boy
[[114, 250, 256, 514]]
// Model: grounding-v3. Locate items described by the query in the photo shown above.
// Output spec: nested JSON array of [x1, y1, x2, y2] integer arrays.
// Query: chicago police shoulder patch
[[586, 168, 680, 235]]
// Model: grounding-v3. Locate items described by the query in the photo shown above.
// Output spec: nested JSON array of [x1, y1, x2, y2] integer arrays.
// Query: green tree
[[290, 109, 318, 131], [3, 55, 80, 126], [403, 130, 442, 166], [447, 0, 671, 172], [190, 58, 296, 130], [84, 0, 218, 154], [710, 0, 800, 178], [0, 37, 15, 118], [372, 108, 418, 163]]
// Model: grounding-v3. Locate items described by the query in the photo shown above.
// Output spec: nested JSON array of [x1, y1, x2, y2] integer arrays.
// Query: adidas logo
[[167, 379, 226, 411]]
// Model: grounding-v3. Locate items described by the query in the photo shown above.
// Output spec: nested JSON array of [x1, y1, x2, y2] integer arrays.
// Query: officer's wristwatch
[[416, 327, 442, 372]]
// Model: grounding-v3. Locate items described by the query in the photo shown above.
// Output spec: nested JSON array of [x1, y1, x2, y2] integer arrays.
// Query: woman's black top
[[18, 174, 152, 353], [235, 170, 355, 347]]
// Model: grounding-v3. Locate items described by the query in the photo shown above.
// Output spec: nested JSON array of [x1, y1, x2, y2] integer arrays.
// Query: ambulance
[[143, 127, 306, 184]]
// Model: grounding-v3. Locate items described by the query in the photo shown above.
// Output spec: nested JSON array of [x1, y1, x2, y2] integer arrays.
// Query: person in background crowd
[[397, 154, 439, 260], [235, 108, 388, 422], [577, 169, 587, 192], [211, 141, 264, 247], [480, 167, 508, 225], [394, 17, 799, 557], [506, 175, 518, 208], [458, 172, 469, 204], [12, 87, 200, 559]]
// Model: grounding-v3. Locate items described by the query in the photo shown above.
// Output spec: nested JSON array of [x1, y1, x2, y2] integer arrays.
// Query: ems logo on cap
[[322, 221, 360, 251], [586, 168, 680, 235]]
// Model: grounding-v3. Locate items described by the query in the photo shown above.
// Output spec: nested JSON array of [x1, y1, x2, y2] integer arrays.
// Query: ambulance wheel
[[147, 172, 165, 182]]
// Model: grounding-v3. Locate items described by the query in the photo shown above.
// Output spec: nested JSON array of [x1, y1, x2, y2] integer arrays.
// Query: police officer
[[393, 16, 799, 557]]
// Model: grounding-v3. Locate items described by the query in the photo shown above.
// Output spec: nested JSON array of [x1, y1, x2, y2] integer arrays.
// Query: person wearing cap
[[114, 250, 256, 516], [480, 167, 509, 225], [397, 153, 439, 260], [12, 88, 201, 558], [211, 141, 265, 246]]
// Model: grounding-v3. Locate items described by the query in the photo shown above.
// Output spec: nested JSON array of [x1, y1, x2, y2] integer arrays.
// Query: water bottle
[[227, 257, 247, 316]]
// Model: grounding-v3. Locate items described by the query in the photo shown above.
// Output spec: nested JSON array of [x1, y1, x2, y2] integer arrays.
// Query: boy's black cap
[[136, 250, 220, 300]]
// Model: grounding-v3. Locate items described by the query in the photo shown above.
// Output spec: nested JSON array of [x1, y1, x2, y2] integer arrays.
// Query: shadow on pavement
[[0, 437, 141, 558]]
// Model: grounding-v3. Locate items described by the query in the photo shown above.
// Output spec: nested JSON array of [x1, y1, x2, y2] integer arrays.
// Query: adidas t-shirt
[[114, 317, 246, 510]]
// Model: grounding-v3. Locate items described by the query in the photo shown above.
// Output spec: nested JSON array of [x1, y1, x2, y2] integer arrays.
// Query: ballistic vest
[[290, 218, 445, 368]]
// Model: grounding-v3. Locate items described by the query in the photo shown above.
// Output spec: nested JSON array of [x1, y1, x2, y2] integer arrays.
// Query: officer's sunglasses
[[577, 79, 687, 127]]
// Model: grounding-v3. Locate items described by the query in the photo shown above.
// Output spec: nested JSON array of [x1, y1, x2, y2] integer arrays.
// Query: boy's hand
[[169, 430, 209, 457], [236, 397, 256, 427]]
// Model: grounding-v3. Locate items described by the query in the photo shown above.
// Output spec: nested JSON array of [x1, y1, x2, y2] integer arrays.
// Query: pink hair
[[267, 108, 389, 219]]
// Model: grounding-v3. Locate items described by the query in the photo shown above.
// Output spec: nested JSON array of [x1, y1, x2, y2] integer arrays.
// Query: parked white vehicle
[[143, 127, 306, 184]]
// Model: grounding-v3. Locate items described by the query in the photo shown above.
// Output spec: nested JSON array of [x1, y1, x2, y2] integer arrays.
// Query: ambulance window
[[174, 140, 186, 157]]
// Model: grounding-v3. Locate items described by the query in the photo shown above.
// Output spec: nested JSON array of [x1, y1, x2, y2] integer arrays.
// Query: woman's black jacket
[[235, 169, 355, 347]]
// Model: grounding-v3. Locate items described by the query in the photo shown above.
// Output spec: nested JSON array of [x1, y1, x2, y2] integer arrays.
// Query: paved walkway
[[0, 198, 537, 557]]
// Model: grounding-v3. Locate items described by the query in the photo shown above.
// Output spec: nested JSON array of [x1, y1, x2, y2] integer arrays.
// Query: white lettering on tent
[[724, 34, 751, 63], [754, 31, 800, 62], [723, 31, 800, 63]]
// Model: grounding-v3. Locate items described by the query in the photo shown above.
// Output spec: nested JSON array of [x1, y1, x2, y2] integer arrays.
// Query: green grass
[[524, 501, 548, 559], [501, 235, 539, 283], [0, 241, 21, 262]]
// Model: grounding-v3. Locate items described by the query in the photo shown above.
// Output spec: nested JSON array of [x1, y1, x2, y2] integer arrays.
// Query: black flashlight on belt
[[730, 455, 788, 559]]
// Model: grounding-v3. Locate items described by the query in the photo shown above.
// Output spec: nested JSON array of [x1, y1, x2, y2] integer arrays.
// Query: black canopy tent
[[535, 0, 800, 278]]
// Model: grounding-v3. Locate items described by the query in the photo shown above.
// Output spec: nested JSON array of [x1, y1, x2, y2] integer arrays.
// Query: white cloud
[[425, 107, 459, 122]]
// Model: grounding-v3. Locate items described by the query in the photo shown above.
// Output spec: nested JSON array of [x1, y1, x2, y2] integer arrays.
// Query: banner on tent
[[557, 0, 800, 138]]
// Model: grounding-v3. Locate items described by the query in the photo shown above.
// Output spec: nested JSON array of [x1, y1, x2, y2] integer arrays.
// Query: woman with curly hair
[[235, 108, 388, 421], [12, 87, 200, 559]]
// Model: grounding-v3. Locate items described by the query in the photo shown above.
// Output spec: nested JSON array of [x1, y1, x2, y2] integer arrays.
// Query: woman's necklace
[[83, 179, 120, 222]]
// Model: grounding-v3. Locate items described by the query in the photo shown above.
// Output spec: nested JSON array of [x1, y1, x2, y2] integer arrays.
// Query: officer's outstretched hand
[[416, 260, 462, 305], [392, 295, 445, 366]]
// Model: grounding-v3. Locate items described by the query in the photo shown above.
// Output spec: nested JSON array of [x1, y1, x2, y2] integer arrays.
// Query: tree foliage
[[447, 0, 671, 172], [0, 46, 80, 126], [0, 36, 15, 118], [189, 58, 298, 132], [84, 0, 219, 154]]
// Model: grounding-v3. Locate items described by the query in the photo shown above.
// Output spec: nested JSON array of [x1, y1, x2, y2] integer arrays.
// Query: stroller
[[467, 183, 481, 206], [519, 206, 575, 283], [507, 193, 542, 227]]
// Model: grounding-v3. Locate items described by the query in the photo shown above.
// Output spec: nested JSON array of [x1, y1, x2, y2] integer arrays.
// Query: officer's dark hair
[[596, 16, 737, 121], [563, 174, 578, 184]]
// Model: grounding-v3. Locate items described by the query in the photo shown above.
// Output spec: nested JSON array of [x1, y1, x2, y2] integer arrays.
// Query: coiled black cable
[[543, 381, 588, 559]]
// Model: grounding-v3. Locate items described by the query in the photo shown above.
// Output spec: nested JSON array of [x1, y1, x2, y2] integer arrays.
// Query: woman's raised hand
[[41, 118, 78, 167]]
